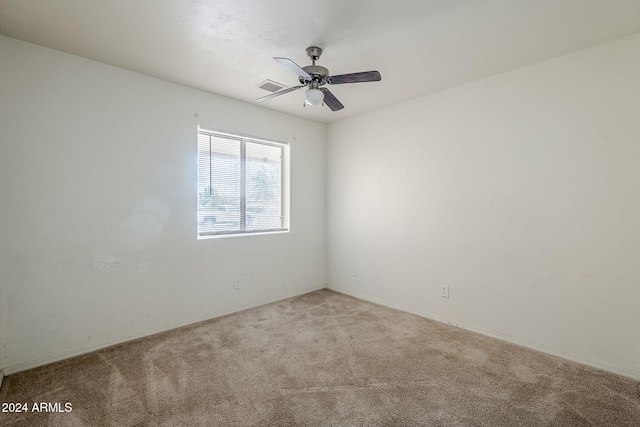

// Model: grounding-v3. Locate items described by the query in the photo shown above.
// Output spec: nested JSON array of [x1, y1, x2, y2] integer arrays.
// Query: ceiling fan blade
[[320, 88, 344, 111], [274, 57, 311, 79], [256, 85, 305, 102], [328, 70, 381, 85]]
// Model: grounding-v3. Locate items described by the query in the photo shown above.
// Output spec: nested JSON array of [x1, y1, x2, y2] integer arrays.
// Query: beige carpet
[[1, 289, 638, 426]]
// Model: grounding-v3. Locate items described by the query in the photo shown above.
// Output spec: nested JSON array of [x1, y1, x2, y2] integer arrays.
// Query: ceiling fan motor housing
[[301, 65, 329, 85], [300, 46, 328, 85]]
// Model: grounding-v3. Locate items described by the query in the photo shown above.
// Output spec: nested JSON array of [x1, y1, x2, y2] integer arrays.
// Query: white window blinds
[[197, 128, 288, 237]]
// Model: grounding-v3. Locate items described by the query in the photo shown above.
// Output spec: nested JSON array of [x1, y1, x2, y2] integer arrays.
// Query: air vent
[[257, 79, 287, 93]]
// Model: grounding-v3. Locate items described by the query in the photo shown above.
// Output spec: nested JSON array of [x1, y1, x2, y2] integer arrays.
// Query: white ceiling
[[2, 0, 640, 123]]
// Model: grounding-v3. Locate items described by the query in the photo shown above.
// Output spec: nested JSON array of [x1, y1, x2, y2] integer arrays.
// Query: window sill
[[197, 229, 289, 240]]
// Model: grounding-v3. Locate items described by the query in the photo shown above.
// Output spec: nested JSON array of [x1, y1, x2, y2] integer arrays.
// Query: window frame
[[197, 126, 289, 239]]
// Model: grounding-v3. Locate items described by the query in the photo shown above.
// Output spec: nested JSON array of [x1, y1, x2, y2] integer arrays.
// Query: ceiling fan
[[256, 46, 381, 111]]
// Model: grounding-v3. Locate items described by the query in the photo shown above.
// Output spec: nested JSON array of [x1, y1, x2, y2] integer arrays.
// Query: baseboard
[[3, 284, 327, 376], [328, 286, 640, 381], [0, 369, 4, 390]]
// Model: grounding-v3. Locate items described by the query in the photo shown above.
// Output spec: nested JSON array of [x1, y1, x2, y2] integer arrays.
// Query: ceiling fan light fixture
[[304, 88, 324, 106]]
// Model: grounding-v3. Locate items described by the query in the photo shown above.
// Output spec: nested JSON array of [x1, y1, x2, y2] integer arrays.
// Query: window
[[197, 127, 288, 237]]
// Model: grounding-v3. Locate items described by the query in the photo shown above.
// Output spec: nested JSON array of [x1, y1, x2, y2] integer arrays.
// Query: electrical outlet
[[441, 285, 449, 298], [352, 269, 358, 277], [234, 279, 241, 289]]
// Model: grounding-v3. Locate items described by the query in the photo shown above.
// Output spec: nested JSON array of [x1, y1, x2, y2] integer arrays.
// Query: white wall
[[2, 31, 639, 381], [0, 36, 326, 374], [327, 34, 640, 379]]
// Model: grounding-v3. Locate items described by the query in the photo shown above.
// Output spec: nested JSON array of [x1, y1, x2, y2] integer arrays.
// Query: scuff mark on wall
[[93, 255, 124, 273]]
